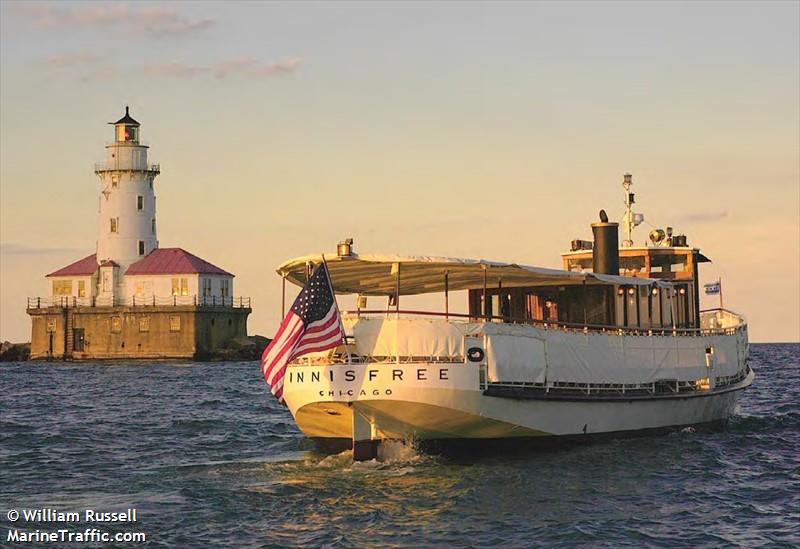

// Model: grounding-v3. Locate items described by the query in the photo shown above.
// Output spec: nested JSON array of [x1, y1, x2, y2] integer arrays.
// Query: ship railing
[[27, 295, 251, 309], [341, 309, 745, 337], [486, 366, 750, 397]]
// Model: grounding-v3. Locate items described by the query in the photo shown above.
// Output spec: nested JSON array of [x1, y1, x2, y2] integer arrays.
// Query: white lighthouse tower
[[94, 107, 160, 296]]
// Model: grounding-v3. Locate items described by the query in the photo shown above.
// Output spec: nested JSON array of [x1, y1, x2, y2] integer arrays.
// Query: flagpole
[[719, 277, 724, 310], [281, 274, 286, 318], [321, 253, 350, 364]]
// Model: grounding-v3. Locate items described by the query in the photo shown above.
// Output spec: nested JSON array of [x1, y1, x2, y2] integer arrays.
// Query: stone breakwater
[[0, 341, 30, 361]]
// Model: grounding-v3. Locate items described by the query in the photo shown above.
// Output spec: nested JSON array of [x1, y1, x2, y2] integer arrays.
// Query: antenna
[[622, 173, 634, 247], [621, 173, 644, 247]]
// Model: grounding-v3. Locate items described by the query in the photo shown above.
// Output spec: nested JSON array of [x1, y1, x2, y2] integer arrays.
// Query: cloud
[[11, 3, 215, 38], [142, 57, 303, 79], [213, 57, 257, 79], [0, 243, 85, 256], [679, 211, 730, 224], [37, 51, 117, 81], [254, 57, 303, 78], [212, 57, 302, 79], [141, 62, 209, 78], [136, 6, 214, 37], [44, 52, 101, 67]]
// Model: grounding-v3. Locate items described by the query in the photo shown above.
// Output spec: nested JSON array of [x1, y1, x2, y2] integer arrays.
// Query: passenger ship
[[276, 175, 752, 459]]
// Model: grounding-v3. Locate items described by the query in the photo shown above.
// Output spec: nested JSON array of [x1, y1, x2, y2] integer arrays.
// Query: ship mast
[[621, 173, 642, 247]]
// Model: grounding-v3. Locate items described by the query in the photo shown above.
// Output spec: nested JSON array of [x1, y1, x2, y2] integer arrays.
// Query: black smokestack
[[592, 210, 619, 275]]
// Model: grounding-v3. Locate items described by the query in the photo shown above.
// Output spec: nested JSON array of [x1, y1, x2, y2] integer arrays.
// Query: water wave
[[1, 343, 797, 547]]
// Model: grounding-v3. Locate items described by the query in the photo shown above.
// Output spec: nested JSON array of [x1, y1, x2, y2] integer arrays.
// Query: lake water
[[1, 343, 797, 547]]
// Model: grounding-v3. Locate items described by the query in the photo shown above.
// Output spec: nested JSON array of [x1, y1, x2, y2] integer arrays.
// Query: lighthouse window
[[202, 278, 212, 297], [221, 279, 230, 297], [111, 176, 119, 188], [110, 218, 118, 233], [53, 280, 72, 295], [137, 195, 144, 211], [151, 219, 156, 233], [78, 280, 86, 298], [172, 278, 189, 296], [138, 240, 145, 256]]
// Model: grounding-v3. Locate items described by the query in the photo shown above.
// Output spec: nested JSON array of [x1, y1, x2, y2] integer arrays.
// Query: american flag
[[261, 262, 345, 403], [704, 281, 721, 295]]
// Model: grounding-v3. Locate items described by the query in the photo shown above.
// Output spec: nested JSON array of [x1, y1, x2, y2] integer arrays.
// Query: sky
[[1, 1, 798, 343]]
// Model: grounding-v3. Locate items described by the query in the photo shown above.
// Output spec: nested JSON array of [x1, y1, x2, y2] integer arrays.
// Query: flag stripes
[[260, 263, 345, 403]]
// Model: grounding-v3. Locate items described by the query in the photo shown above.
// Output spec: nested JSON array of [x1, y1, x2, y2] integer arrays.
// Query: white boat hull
[[283, 361, 754, 444]]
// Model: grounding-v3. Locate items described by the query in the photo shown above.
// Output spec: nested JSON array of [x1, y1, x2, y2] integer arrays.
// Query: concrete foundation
[[27, 305, 251, 360]]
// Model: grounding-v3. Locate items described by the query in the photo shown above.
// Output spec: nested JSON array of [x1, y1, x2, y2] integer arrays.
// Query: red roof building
[[46, 254, 99, 278], [124, 248, 233, 276]]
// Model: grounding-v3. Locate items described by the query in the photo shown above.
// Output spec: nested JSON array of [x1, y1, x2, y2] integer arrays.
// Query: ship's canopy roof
[[277, 253, 674, 296]]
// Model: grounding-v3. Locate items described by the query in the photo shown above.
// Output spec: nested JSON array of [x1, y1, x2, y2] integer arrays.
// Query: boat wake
[[312, 439, 425, 471]]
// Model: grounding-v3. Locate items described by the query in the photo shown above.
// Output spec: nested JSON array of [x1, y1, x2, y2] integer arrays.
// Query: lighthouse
[[95, 107, 160, 291], [26, 108, 251, 360]]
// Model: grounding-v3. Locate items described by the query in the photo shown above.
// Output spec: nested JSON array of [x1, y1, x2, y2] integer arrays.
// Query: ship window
[[53, 280, 72, 295], [620, 256, 646, 276], [139, 316, 150, 332], [567, 257, 593, 273], [111, 316, 122, 333], [138, 240, 145, 255], [137, 195, 144, 211], [170, 315, 181, 332]]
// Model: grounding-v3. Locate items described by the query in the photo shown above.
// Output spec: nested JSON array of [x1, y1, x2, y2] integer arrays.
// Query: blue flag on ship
[[704, 282, 721, 295]]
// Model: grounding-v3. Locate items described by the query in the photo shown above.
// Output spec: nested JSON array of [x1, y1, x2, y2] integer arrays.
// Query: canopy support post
[[498, 278, 503, 321], [395, 262, 400, 319], [444, 271, 449, 321], [482, 266, 488, 320]]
